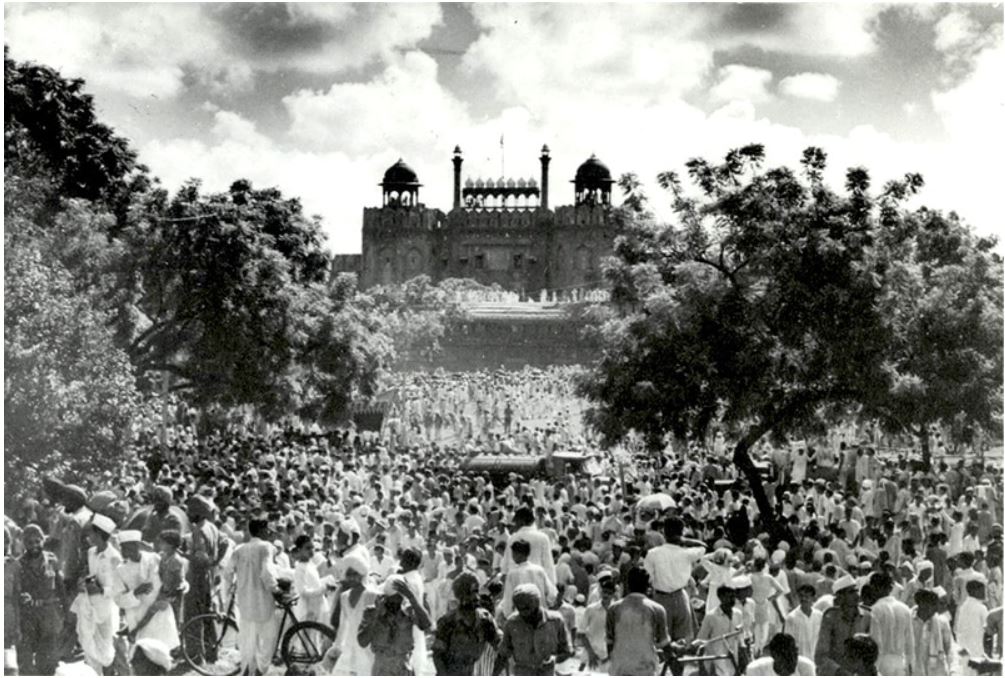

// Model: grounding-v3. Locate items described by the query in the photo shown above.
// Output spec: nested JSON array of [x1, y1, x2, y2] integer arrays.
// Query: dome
[[574, 154, 613, 185], [381, 158, 421, 186]]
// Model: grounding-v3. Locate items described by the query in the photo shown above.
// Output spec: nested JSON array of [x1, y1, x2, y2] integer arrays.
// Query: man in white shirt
[[643, 517, 706, 642], [501, 507, 556, 586], [868, 571, 914, 676], [501, 539, 556, 616], [785, 584, 823, 659], [370, 543, 397, 582], [955, 579, 989, 675]]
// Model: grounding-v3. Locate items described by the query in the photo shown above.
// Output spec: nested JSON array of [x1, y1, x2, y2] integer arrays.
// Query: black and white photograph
[[3, 2, 1003, 676]]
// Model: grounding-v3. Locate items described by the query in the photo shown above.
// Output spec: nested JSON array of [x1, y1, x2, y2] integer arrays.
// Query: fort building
[[355, 145, 620, 295]]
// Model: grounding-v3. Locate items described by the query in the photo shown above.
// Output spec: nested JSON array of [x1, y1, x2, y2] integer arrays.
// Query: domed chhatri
[[381, 158, 421, 207], [573, 153, 613, 206], [381, 158, 421, 187], [574, 154, 613, 185]]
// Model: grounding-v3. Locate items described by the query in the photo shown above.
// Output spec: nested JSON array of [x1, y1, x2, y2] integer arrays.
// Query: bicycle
[[659, 629, 743, 676], [181, 584, 335, 675]]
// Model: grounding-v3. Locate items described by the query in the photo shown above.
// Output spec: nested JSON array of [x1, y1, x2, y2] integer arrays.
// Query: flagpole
[[500, 134, 505, 177]]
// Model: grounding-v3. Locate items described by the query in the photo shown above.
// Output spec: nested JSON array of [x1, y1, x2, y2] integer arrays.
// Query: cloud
[[706, 4, 882, 57], [283, 51, 469, 158], [3, 3, 443, 99], [208, 4, 443, 73], [462, 4, 715, 112], [710, 65, 774, 104], [141, 111, 380, 253], [778, 73, 841, 102], [934, 8, 981, 55]]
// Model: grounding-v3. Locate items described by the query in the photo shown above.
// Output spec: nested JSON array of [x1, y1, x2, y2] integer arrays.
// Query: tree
[[123, 179, 337, 416], [867, 208, 1003, 466], [4, 48, 149, 227], [4, 171, 145, 509], [358, 275, 473, 363], [578, 145, 1003, 541]]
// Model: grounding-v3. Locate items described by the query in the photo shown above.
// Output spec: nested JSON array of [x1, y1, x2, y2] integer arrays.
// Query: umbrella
[[635, 493, 677, 513]]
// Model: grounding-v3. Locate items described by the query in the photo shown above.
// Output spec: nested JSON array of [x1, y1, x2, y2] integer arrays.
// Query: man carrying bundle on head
[[357, 574, 432, 675]]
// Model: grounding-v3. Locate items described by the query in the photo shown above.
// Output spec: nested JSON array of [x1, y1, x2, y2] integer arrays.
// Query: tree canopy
[[3, 52, 462, 505], [579, 144, 1003, 538]]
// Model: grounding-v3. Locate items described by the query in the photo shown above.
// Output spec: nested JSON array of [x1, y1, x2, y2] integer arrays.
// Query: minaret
[[452, 145, 463, 209], [540, 144, 551, 209]]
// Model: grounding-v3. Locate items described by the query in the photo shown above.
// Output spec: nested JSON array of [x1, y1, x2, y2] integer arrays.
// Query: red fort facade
[[356, 145, 620, 294]]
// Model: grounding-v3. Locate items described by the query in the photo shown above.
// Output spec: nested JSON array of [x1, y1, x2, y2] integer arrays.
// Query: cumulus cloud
[[3, 3, 443, 99], [462, 4, 715, 112], [283, 51, 469, 158], [934, 8, 982, 54], [710, 65, 774, 104], [706, 4, 882, 57], [778, 73, 841, 102]]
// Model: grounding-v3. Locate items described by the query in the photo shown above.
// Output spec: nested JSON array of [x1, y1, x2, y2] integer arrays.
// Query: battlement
[[446, 207, 547, 231], [554, 204, 611, 227], [363, 206, 445, 235]]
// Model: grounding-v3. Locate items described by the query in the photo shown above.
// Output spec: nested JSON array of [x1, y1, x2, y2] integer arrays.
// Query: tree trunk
[[920, 426, 931, 472], [733, 438, 792, 547]]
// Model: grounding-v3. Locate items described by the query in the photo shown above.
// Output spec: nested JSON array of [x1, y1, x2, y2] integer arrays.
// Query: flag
[[500, 134, 504, 148]]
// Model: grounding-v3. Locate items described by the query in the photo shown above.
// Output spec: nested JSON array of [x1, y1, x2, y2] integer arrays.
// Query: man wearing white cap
[[70, 514, 121, 674], [114, 530, 179, 665], [814, 574, 869, 675], [335, 517, 371, 582]]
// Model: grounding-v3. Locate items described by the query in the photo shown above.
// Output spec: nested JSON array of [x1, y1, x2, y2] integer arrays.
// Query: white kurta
[[332, 587, 378, 675], [293, 560, 329, 623], [403, 569, 433, 675], [115, 552, 181, 651], [71, 545, 122, 671]]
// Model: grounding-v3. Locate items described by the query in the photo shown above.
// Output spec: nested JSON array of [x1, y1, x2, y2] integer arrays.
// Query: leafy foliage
[[4, 172, 144, 507], [4, 48, 150, 226], [123, 179, 342, 415], [579, 145, 1003, 535]]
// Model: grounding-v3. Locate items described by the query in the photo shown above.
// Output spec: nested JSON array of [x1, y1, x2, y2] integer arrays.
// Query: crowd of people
[[3, 367, 1004, 677]]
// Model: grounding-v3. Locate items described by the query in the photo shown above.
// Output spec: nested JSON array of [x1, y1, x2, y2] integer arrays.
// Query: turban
[[339, 518, 361, 537], [512, 583, 542, 605], [771, 549, 786, 565], [22, 524, 44, 541], [88, 491, 118, 514], [186, 495, 215, 520], [342, 553, 370, 577], [150, 486, 173, 505], [62, 485, 88, 509], [917, 560, 935, 573]]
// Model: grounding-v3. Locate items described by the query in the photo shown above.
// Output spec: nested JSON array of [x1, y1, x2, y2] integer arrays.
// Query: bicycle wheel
[[180, 612, 240, 676], [280, 620, 336, 670]]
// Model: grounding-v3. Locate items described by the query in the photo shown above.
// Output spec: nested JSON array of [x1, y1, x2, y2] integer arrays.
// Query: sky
[[4, 2, 1003, 253]]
